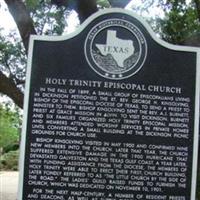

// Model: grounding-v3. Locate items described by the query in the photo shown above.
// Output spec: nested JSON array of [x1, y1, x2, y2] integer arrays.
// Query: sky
[[0, 1, 16, 32], [0, 0, 192, 34], [0, 0, 162, 35], [0, 1, 78, 35]]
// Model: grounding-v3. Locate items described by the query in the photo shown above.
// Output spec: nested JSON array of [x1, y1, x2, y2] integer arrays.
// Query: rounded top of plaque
[[84, 9, 148, 80]]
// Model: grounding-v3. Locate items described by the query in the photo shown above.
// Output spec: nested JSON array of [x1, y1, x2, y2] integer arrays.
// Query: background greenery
[[0, 104, 21, 170]]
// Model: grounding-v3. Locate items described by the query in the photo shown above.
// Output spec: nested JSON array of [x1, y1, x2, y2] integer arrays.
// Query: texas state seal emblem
[[84, 18, 147, 80]]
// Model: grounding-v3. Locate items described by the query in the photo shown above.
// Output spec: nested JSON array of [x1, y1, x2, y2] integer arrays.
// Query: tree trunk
[[75, 0, 98, 23], [0, 72, 24, 108], [108, 0, 131, 7], [4, 0, 37, 54]]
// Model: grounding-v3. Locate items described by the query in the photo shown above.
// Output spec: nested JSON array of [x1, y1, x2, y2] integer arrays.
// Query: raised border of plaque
[[18, 8, 200, 200]]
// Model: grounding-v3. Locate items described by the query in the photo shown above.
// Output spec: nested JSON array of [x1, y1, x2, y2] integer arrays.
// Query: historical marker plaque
[[19, 9, 200, 200]]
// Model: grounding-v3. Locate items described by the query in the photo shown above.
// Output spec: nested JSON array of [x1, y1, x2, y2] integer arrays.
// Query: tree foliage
[[157, 0, 200, 45], [128, 0, 200, 45], [0, 30, 26, 85], [0, 104, 21, 151], [26, 0, 69, 35]]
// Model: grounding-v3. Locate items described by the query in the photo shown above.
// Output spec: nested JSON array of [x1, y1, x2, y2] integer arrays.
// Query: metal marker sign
[[19, 8, 199, 200]]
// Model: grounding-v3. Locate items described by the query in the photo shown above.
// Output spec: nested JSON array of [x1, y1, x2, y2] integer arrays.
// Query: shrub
[[0, 150, 19, 171]]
